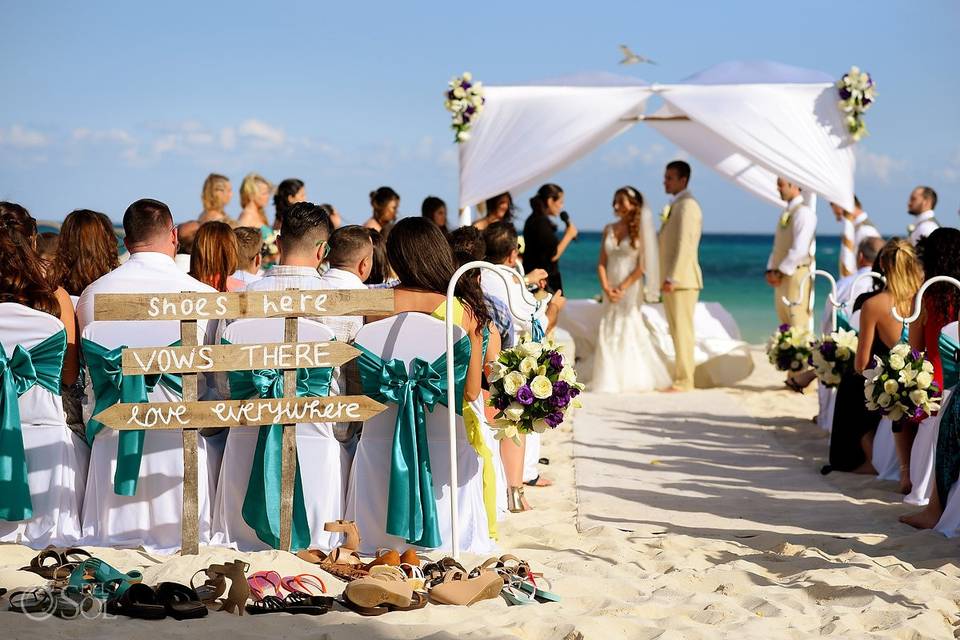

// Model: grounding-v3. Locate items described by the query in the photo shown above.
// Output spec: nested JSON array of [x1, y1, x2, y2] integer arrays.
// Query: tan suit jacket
[[658, 193, 703, 290]]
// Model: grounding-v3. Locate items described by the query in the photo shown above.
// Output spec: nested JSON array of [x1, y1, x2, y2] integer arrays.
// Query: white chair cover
[[871, 417, 900, 482], [80, 319, 221, 553], [935, 479, 960, 538], [210, 318, 350, 551], [344, 313, 492, 555], [904, 390, 950, 506], [817, 385, 836, 433], [0, 303, 87, 547]]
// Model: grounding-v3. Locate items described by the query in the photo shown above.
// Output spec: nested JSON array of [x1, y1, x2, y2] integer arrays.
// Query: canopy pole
[[619, 115, 690, 122]]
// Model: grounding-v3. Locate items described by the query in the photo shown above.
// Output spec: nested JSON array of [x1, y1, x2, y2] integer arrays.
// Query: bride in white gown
[[591, 186, 673, 393]]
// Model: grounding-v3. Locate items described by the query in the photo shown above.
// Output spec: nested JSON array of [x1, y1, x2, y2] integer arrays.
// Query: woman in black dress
[[827, 239, 924, 473], [522, 184, 577, 292]]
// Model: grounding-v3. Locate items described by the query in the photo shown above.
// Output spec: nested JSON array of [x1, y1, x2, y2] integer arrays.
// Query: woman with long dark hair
[[50, 209, 119, 297], [273, 178, 305, 230], [363, 186, 399, 234], [473, 192, 514, 231], [523, 183, 576, 292], [189, 221, 242, 292]]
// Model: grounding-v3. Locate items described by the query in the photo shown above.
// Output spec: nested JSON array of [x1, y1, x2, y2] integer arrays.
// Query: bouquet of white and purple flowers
[[836, 65, 877, 141], [443, 72, 485, 143], [809, 328, 859, 387], [766, 324, 813, 372], [864, 343, 941, 424], [486, 339, 583, 443]]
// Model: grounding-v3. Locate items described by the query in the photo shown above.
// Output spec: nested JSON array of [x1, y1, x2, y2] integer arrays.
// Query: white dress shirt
[[767, 195, 816, 275], [77, 251, 216, 335], [243, 264, 323, 293], [316, 267, 367, 342], [231, 269, 262, 286], [481, 267, 548, 338], [908, 210, 939, 246], [173, 253, 191, 273], [853, 211, 882, 246], [820, 266, 877, 334]]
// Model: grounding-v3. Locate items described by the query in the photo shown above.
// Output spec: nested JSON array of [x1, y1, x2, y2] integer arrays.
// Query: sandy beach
[[2, 347, 958, 639]]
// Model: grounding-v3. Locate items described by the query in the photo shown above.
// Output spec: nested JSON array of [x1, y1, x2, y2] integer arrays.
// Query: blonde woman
[[591, 186, 671, 392], [238, 172, 274, 238], [198, 173, 236, 225]]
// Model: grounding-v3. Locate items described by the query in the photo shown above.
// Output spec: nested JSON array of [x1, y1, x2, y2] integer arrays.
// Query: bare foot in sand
[[659, 386, 686, 393], [899, 468, 912, 495], [526, 475, 553, 487], [900, 508, 940, 529]]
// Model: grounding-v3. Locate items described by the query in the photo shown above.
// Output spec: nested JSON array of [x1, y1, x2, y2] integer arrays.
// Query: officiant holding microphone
[[523, 183, 577, 292]]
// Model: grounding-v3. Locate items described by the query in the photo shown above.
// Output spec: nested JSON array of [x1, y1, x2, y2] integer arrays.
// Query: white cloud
[[219, 127, 236, 151], [0, 124, 49, 148], [855, 148, 906, 183], [940, 149, 960, 184], [72, 127, 136, 145], [237, 119, 286, 148], [604, 142, 665, 168]]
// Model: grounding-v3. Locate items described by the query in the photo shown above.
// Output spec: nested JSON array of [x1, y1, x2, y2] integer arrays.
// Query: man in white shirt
[[318, 225, 373, 342], [830, 195, 881, 277], [820, 236, 885, 334], [245, 202, 332, 295], [766, 177, 816, 333], [907, 185, 940, 246], [231, 226, 264, 286]]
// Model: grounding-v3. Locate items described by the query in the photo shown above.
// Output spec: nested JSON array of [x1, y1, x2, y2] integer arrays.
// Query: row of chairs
[[0, 302, 495, 555]]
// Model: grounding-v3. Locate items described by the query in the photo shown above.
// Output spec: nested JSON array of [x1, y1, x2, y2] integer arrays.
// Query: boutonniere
[[779, 210, 792, 229], [907, 223, 916, 234], [660, 205, 671, 224]]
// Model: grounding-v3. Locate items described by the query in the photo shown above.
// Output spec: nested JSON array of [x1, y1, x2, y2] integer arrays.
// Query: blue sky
[[1, 1, 958, 234]]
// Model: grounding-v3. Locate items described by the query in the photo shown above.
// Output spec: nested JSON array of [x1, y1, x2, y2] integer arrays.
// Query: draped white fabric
[[457, 61, 856, 212]]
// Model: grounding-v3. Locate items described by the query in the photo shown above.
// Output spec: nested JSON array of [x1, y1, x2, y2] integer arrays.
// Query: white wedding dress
[[591, 226, 673, 393]]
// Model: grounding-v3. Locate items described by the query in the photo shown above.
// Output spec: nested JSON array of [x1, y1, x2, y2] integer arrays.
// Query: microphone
[[560, 211, 577, 241]]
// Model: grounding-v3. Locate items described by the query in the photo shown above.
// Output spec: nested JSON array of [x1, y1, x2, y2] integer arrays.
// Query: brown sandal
[[20, 546, 91, 580], [323, 520, 361, 551], [199, 560, 250, 615], [297, 548, 369, 582]]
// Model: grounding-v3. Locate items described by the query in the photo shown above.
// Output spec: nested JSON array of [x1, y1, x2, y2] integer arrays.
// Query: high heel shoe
[[204, 560, 250, 615], [507, 486, 528, 513], [323, 519, 361, 551]]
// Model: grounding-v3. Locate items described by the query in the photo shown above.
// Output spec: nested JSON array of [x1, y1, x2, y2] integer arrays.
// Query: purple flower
[[838, 87, 852, 100], [545, 412, 564, 428], [862, 97, 872, 106], [779, 324, 790, 332], [911, 349, 921, 360], [516, 385, 534, 406], [465, 105, 475, 115], [553, 380, 571, 396], [549, 394, 570, 409], [462, 81, 472, 90], [549, 352, 564, 370], [447, 90, 455, 100], [569, 386, 580, 398], [493, 393, 510, 410]]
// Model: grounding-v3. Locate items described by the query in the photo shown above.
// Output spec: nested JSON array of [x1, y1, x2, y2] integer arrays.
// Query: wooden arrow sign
[[94, 289, 394, 321], [121, 341, 360, 375], [93, 395, 387, 430]]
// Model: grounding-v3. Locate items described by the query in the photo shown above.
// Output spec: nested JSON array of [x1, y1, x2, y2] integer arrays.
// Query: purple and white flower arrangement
[[444, 72, 485, 143], [836, 66, 876, 141], [863, 343, 941, 424], [810, 328, 858, 387], [486, 338, 583, 443], [766, 324, 813, 372]]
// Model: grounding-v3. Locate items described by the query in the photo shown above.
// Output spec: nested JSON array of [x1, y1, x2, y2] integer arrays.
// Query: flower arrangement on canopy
[[444, 72, 485, 143], [837, 66, 876, 142]]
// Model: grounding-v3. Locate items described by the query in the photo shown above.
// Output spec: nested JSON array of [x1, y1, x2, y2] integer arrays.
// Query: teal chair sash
[[81, 338, 182, 497], [226, 349, 333, 551], [354, 335, 471, 548], [0, 329, 66, 521], [940, 332, 960, 391], [836, 311, 853, 333]]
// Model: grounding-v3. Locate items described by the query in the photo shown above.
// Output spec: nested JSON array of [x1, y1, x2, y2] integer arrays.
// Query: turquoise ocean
[[560, 232, 844, 344]]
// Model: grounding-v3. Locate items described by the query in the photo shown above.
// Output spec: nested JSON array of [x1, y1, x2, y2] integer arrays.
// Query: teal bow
[[0, 330, 66, 521], [226, 350, 333, 551], [355, 335, 470, 548], [530, 314, 546, 343], [81, 338, 182, 497], [940, 332, 960, 391], [836, 311, 853, 333]]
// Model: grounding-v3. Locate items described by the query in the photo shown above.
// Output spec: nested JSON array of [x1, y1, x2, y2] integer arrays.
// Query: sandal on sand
[[429, 569, 503, 606], [20, 546, 91, 580], [323, 520, 361, 551], [364, 548, 401, 571], [422, 557, 466, 584], [341, 590, 427, 616], [68, 558, 143, 601], [492, 554, 560, 603], [198, 560, 251, 615], [247, 570, 282, 600], [344, 575, 413, 610], [280, 574, 326, 596], [106, 583, 167, 620], [297, 548, 368, 582], [155, 582, 208, 620], [7, 588, 55, 615], [245, 593, 332, 616]]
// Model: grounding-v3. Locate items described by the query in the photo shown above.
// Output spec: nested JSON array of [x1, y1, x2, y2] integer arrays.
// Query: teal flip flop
[[517, 579, 561, 603], [68, 558, 143, 600]]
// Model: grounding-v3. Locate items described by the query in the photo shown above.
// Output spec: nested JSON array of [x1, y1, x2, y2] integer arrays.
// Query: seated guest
[[422, 196, 449, 237], [232, 226, 264, 286], [0, 202, 84, 545], [49, 208, 121, 439], [37, 231, 59, 266], [450, 225, 514, 348], [901, 229, 960, 528], [365, 228, 398, 288], [273, 178, 305, 230], [245, 202, 332, 294], [190, 221, 243, 292], [319, 225, 373, 342], [75, 198, 222, 551], [827, 239, 924, 476], [175, 220, 200, 272]]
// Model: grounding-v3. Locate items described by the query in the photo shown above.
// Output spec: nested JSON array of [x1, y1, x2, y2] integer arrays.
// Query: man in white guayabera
[[906, 185, 940, 246], [318, 224, 374, 343]]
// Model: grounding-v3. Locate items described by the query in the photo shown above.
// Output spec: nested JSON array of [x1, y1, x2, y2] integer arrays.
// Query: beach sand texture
[[2, 348, 958, 638]]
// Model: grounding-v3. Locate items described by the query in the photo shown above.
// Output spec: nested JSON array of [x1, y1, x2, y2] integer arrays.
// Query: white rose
[[519, 341, 543, 358], [889, 404, 906, 422], [888, 354, 906, 371], [503, 371, 526, 397], [532, 419, 549, 433], [883, 379, 899, 395], [929, 401, 942, 414], [916, 371, 933, 390], [891, 343, 911, 357], [488, 361, 508, 383], [462, 72, 472, 82], [530, 375, 553, 399], [503, 402, 524, 422], [834, 329, 858, 351], [922, 360, 934, 374], [519, 356, 538, 376], [909, 389, 928, 407], [453, 86, 466, 99], [878, 393, 892, 408]]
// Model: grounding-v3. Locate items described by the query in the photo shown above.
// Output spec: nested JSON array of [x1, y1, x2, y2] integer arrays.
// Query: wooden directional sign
[[94, 289, 394, 321], [93, 396, 387, 430], [121, 341, 360, 375]]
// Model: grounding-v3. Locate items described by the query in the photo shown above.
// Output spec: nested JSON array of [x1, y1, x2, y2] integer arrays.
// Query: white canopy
[[458, 61, 856, 214]]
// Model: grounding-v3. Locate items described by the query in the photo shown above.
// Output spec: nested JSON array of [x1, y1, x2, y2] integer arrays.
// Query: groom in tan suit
[[659, 160, 703, 392]]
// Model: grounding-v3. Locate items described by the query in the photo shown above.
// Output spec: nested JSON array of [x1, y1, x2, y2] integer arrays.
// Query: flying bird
[[619, 44, 656, 65]]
